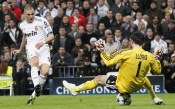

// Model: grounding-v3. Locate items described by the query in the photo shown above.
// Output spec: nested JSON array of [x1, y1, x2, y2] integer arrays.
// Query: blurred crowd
[[0, 0, 175, 94]]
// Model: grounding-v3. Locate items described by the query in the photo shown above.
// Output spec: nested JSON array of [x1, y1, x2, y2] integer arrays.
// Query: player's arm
[[150, 57, 161, 74], [19, 35, 27, 51], [150, 46, 163, 74], [35, 18, 54, 49], [42, 18, 55, 43], [100, 49, 130, 66], [42, 33, 54, 44], [13, 35, 27, 55]]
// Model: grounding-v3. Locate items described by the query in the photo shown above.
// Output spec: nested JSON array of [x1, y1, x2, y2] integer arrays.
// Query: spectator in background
[[68, 23, 82, 39], [128, 2, 142, 19], [151, 33, 168, 54], [71, 37, 88, 58], [53, 26, 74, 54], [114, 29, 122, 47], [52, 47, 74, 77], [74, 48, 86, 66], [8, 0, 22, 22], [86, 7, 100, 28], [35, 0, 48, 17], [148, 15, 163, 35], [79, 57, 97, 76], [111, 12, 124, 33], [162, 53, 175, 93], [52, 47, 74, 66], [89, 37, 101, 66], [31, 0, 40, 9], [171, 8, 175, 19], [13, 60, 28, 95], [1, 14, 12, 32], [161, 12, 171, 34], [81, 23, 98, 48], [54, 0, 60, 8], [45, 1, 58, 18], [104, 33, 120, 54], [121, 38, 130, 49], [54, 7, 64, 28], [0, 1, 15, 26], [145, 1, 163, 20], [121, 15, 138, 38], [89, 0, 97, 7], [143, 27, 155, 52], [163, 20, 175, 44], [74, 0, 82, 9], [96, 0, 109, 19], [98, 10, 114, 29], [60, 1, 67, 10], [142, 14, 149, 24], [69, 8, 86, 27], [138, 21, 146, 36], [60, 15, 71, 33], [95, 22, 106, 39], [110, 0, 127, 16], [164, 0, 174, 14], [81, 0, 90, 17], [65, 0, 74, 17], [2, 19, 22, 48], [78, 25, 85, 34], [133, 12, 147, 28]]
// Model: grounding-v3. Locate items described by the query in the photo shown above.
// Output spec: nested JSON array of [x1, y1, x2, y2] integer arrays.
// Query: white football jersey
[[19, 16, 52, 46]]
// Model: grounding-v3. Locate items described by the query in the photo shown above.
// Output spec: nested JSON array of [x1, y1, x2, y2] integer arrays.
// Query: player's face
[[25, 9, 35, 23]]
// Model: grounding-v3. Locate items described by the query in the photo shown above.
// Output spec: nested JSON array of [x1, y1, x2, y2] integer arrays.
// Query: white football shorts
[[26, 44, 51, 66]]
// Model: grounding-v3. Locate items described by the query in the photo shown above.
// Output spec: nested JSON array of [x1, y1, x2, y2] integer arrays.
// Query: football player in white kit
[[13, 5, 54, 105]]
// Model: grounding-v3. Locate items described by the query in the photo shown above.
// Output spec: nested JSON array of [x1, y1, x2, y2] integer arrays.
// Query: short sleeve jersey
[[19, 16, 52, 46]]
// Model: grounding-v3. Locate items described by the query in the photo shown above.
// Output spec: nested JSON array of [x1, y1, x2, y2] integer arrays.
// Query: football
[[116, 93, 132, 105]]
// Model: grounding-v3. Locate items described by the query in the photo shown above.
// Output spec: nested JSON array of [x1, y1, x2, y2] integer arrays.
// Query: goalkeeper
[[63, 32, 164, 105]]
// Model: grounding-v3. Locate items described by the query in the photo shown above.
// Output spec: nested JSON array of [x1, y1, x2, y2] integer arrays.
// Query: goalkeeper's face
[[25, 9, 35, 23]]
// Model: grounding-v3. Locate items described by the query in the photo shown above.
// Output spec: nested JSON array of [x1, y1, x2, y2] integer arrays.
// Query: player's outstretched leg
[[63, 80, 78, 96], [63, 75, 107, 95]]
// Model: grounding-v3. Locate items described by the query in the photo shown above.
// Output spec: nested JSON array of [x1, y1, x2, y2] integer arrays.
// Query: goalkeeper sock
[[31, 67, 39, 87], [144, 77, 156, 99], [148, 88, 157, 99], [74, 79, 97, 92]]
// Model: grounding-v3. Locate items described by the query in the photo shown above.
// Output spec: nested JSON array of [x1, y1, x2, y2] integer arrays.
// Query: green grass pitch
[[0, 94, 175, 109]]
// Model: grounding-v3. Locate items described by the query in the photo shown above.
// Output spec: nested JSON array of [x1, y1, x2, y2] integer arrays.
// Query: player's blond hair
[[24, 5, 34, 12]]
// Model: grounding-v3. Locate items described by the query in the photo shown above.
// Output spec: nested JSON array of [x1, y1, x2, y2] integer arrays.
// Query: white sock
[[31, 91, 36, 98], [39, 74, 47, 88], [31, 67, 39, 87]]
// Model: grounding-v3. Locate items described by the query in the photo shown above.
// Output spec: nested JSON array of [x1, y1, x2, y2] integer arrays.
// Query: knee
[[94, 75, 103, 84], [40, 69, 49, 76]]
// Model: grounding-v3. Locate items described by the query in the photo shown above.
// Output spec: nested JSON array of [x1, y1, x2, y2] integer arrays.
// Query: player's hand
[[13, 49, 22, 56], [171, 73, 175, 79], [35, 41, 44, 50], [154, 46, 164, 60], [94, 39, 105, 52]]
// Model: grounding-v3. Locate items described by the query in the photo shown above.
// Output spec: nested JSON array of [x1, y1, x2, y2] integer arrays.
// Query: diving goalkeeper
[[63, 32, 164, 105]]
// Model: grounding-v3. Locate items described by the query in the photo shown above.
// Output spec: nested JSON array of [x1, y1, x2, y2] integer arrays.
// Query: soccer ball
[[116, 93, 132, 105]]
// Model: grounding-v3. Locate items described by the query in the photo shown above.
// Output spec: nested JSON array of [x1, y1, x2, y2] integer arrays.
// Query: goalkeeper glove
[[94, 39, 105, 52], [154, 46, 164, 60]]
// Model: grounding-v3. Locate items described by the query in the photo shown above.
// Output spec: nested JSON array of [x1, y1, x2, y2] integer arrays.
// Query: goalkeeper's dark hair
[[130, 32, 145, 46]]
